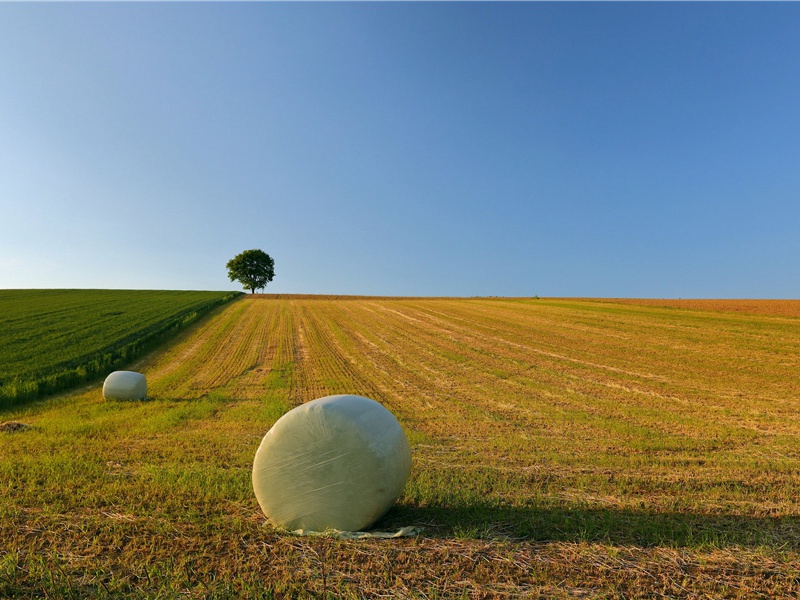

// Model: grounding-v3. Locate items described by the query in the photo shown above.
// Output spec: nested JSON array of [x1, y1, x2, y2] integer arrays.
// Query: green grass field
[[3, 295, 800, 597], [0, 289, 240, 407]]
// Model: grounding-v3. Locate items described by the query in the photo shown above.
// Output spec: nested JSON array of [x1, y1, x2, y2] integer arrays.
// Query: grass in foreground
[[3, 296, 800, 597], [0, 289, 240, 408]]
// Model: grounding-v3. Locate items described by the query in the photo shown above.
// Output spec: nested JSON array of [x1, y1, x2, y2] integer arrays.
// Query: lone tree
[[227, 249, 275, 294]]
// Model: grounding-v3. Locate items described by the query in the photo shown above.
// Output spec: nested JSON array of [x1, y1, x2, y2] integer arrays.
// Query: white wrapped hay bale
[[252, 394, 412, 532], [103, 371, 147, 400]]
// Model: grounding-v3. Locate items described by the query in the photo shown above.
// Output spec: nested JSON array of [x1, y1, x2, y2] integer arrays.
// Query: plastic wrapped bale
[[103, 371, 147, 400], [252, 394, 412, 532]]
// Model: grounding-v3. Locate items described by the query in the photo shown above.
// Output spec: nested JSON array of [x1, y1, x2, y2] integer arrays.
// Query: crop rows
[[130, 296, 800, 521], [4, 296, 800, 597], [0, 289, 240, 407]]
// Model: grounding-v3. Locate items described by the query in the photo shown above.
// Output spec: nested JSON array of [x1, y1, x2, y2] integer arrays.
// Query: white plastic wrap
[[252, 394, 412, 532], [102, 371, 147, 400]]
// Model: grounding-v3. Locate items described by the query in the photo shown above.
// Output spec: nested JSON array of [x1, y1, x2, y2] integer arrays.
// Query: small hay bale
[[103, 371, 147, 400], [252, 394, 412, 532]]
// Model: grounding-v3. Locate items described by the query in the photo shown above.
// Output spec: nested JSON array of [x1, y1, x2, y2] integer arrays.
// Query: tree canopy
[[226, 249, 275, 294]]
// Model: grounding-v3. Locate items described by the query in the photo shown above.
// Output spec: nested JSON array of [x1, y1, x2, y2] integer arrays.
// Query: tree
[[226, 249, 275, 294]]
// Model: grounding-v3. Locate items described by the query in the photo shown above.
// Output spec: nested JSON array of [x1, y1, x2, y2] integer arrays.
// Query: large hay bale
[[103, 371, 147, 400], [252, 394, 412, 532]]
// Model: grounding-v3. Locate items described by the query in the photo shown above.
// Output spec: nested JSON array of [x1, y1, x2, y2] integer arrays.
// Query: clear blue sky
[[2, 3, 799, 298]]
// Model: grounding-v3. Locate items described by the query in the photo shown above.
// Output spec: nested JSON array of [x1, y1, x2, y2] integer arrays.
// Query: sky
[[1, 3, 799, 298]]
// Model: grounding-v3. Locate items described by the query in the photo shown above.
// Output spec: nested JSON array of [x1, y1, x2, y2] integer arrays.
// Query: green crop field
[[0, 289, 241, 407], [3, 295, 800, 598]]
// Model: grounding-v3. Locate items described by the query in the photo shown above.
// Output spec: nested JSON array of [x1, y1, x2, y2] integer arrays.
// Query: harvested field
[[3, 296, 800, 597], [599, 297, 800, 319]]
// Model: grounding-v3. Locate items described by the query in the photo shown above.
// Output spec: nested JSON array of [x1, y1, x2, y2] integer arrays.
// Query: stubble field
[[3, 295, 800, 598]]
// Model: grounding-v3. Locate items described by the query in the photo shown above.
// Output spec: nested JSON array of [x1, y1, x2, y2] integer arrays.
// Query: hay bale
[[103, 371, 147, 400], [252, 394, 412, 532]]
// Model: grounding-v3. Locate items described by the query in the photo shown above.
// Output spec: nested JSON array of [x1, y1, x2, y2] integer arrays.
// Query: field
[[0, 289, 240, 407], [3, 295, 800, 597]]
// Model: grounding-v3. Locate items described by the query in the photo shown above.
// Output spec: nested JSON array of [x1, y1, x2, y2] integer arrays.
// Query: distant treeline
[[0, 290, 241, 408]]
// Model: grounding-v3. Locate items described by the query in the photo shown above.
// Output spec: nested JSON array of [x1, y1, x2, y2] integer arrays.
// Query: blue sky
[[1, 3, 799, 298]]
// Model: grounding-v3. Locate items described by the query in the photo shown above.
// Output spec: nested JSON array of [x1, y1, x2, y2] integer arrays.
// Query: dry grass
[[600, 297, 800, 318], [3, 296, 800, 597]]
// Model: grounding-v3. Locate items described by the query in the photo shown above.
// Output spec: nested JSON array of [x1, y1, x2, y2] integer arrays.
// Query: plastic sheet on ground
[[291, 526, 421, 540]]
